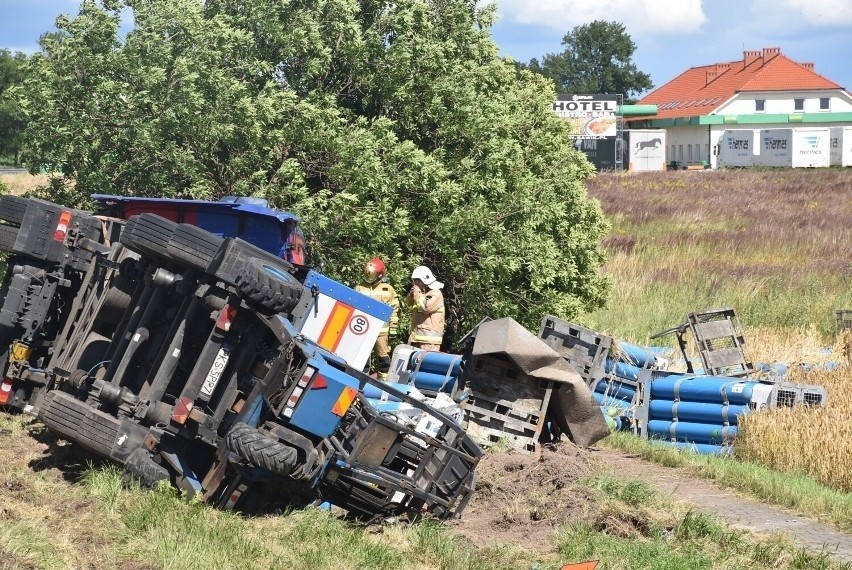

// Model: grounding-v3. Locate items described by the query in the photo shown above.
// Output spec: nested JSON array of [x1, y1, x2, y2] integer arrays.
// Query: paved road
[[596, 449, 852, 563]]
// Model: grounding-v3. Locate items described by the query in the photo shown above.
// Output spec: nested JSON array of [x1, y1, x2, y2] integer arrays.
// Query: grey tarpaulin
[[470, 317, 609, 448]]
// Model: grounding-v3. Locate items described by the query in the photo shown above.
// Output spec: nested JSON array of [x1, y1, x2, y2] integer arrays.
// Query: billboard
[[552, 94, 622, 170]]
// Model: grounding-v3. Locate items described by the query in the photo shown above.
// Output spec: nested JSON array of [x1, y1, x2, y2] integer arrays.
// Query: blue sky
[[2, 0, 851, 97]]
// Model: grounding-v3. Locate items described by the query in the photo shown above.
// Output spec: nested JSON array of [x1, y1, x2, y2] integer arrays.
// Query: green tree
[[0, 49, 28, 165], [16, 0, 611, 344], [528, 20, 653, 101]]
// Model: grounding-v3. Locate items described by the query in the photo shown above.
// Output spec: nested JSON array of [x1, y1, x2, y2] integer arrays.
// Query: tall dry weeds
[[589, 170, 852, 492], [0, 173, 51, 196]]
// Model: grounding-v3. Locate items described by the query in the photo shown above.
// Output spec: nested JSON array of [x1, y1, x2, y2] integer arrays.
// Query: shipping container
[[624, 129, 667, 171], [830, 126, 852, 167], [716, 129, 754, 167], [755, 127, 830, 168]]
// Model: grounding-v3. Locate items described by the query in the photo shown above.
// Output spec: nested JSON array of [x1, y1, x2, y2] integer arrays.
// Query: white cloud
[[750, 0, 852, 30], [497, 0, 706, 35]]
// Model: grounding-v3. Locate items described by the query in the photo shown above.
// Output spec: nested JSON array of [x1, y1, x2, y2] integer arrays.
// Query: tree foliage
[[528, 20, 652, 101], [16, 0, 611, 344], [0, 49, 28, 165]]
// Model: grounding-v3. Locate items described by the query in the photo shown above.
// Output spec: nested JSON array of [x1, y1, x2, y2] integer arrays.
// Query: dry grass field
[[586, 168, 852, 493], [0, 171, 50, 196]]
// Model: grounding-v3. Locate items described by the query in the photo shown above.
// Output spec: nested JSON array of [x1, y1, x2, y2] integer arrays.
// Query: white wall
[[664, 125, 711, 167], [718, 90, 852, 115]]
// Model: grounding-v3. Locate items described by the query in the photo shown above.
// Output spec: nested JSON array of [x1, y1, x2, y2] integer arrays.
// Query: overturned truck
[[0, 195, 480, 518]]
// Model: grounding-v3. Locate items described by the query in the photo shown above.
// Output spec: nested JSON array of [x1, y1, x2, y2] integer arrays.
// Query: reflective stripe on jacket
[[355, 281, 400, 334], [406, 288, 445, 345]]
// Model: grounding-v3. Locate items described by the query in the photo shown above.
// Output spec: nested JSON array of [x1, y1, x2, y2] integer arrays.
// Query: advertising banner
[[552, 94, 622, 170], [552, 94, 619, 140]]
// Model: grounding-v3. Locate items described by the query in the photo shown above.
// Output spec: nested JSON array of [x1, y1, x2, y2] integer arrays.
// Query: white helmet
[[411, 265, 444, 290]]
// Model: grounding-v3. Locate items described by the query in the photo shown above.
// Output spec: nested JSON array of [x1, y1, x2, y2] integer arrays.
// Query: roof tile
[[636, 49, 841, 120]]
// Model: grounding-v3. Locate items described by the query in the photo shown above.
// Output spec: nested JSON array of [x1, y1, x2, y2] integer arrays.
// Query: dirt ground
[[449, 443, 597, 549]]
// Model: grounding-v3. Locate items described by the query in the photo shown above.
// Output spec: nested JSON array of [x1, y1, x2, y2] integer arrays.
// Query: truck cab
[[90, 194, 306, 265]]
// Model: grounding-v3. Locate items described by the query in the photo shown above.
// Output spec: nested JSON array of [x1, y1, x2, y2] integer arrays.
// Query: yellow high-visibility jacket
[[355, 280, 400, 334]]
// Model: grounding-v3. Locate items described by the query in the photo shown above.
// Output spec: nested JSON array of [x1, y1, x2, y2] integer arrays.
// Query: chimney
[[762, 47, 781, 61], [801, 62, 815, 71], [744, 50, 761, 68], [707, 62, 730, 85]]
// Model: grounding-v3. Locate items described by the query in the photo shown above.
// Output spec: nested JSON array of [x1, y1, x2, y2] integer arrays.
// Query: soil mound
[[450, 443, 596, 549]]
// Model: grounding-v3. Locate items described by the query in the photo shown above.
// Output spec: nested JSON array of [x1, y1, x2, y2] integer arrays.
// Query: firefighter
[[405, 265, 445, 351], [355, 257, 399, 380]]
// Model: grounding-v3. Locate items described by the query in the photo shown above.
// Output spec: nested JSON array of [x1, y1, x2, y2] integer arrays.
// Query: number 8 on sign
[[348, 315, 369, 335]]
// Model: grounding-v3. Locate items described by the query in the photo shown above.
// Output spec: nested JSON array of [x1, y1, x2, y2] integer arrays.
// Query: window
[[755, 99, 765, 112], [671, 144, 676, 160], [687, 144, 693, 162], [704, 144, 710, 161], [820, 97, 830, 110], [794, 98, 804, 111], [678, 145, 684, 162]]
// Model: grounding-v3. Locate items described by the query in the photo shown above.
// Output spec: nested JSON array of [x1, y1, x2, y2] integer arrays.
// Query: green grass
[[601, 432, 852, 533], [2, 408, 849, 569], [559, 474, 848, 570]]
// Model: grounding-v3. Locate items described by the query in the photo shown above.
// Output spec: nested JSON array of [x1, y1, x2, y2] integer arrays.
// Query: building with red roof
[[628, 47, 852, 168]]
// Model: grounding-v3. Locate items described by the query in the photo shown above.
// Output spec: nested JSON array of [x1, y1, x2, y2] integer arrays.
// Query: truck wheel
[[225, 422, 299, 477], [235, 258, 302, 315], [0, 195, 29, 227], [96, 273, 136, 325], [128, 214, 177, 260], [0, 224, 18, 252], [118, 218, 141, 252], [167, 223, 224, 272], [123, 448, 170, 489]]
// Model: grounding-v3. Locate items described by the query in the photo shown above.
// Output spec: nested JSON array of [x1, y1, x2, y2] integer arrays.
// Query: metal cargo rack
[[460, 353, 553, 455], [836, 309, 852, 335], [652, 307, 753, 378], [537, 315, 612, 386]]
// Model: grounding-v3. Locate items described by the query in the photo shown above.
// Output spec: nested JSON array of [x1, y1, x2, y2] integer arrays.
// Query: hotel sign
[[552, 94, 619, 140]]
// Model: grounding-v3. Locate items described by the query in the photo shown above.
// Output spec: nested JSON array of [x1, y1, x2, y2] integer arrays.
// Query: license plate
[[200, 345, 231, 399]]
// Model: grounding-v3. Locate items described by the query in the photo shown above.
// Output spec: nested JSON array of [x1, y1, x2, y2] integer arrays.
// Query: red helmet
[[364, 257, 386, 283]]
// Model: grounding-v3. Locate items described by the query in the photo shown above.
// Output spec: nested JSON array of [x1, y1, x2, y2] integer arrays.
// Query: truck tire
[[235, 258, 302, 315], [0, 224, 18, 252], [0, 195, 29, 227], [128, 214, 176, 260], [167, 223, 224, 272], [123, 448, 170, 489], [225, 422, 299, 477], [118, 218, 141, 252], [96, 273, 136, 324], [38, 391, 120, 458]]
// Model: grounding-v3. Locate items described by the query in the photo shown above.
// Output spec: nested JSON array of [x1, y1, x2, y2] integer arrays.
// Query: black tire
[[0, 195, 29, 227], [167, 223, 224, 272], [128, 213, 177, 260], [0, 224, 18, 252], [226, 422, 299, 477], [119, 217, 140, 251], [96, 273, 136, 324], [235, 257, 302, 315], [123, 448, 170, 489], [38, 391, 120, 458]]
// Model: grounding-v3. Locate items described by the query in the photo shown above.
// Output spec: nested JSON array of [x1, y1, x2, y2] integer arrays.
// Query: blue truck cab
[[91, 194, 306, 265]]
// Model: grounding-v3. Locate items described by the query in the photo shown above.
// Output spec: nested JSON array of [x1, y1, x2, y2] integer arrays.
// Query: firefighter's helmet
[[411, 265, 444, 290], [364, 257, 386, 284]]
